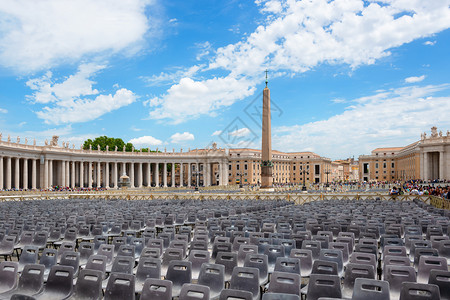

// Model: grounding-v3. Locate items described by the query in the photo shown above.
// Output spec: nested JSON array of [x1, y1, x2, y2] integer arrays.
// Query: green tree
[[83, 136, 133, 151]]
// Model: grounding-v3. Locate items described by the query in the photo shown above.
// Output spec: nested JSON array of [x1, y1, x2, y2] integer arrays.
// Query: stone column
[[66, 161, 70, 187], [61, 160, 66, 187], [48, 160, 53, 187], [122, 162, 126, 175], [196, 162, 199, 187], [31, 159, 36, 190], [43, 158, 48, 189], [439, 151, 444, 180], [71, 162, 75, 188], [155, 163, 159, 187], [0, 157, 3, 190], [23, 158, 28, 190], [113, 162, 118, 188], [224, 162, 229, 185], [180, 163, 184, 187], [80, 162, 84, 188], [172, 162, 176, 187], [130, 162, 135, 188], [105, 162, 110, 188], [14, 157, 20, 190], [97, 162, 101, 187], [188, 163, 191, 187], [88, 162, 93, 188], [423, 152, 429, 181], [137, 162, 143, 188], [205, 162, 211, 186], [147, 163, 151, 187], [163, 163, 167, 187]]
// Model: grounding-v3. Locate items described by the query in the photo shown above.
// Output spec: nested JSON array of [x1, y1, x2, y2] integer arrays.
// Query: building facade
[[359, 127, 450, 182]]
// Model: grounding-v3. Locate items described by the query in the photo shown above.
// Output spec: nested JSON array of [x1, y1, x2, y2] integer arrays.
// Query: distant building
[[359, 127, 449, 181]]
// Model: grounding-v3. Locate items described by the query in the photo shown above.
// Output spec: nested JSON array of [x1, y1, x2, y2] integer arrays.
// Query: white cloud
[[424, 41, 436, 46], [212, 130, 222, 136], [142, 65, 203, 87], [405, 75, 426, 83], [196, 41, 213, 61], [229, 127, 251, 137], [0, 0, 152, 73], [170, 132, 195, 143], [149, 0, 450, 123], [272, 84, 450, 159], [26, 63, 136, 124], [129, 135, 163, 146], [130, 126, 143, 132], [0, 108, 7, 113]]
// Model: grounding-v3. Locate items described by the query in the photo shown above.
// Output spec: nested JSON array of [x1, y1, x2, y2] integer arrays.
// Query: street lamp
[[324, 166, 331, 187], [300, 167, 309, 191], [192, 165, 201, 191], [236, 172, 246, 188]]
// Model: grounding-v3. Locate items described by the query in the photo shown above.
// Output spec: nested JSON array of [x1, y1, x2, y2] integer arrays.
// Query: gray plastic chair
[[188, 250, 210, 280], [39, 248, 57, 280], [140, 278, 172, 300], [350, 252, 377, 272], [342, 263, 376, 299], [274, 257, 301, 275], [0, 236, 16, 261], [179, 283, 210, 300], [59, 251, 80, 278], [84, 254, 107, 275], [161, 247, 184, 275], [268, 271, 301, 296], [352, 278, 390, 300], [215, 252, 237, 282], [135, 257, 161, 294], [302, 240, 321, 260], [383, 265, 416, 300], [417, 255, 447, 284], [319, 249, 344, 277], [97, 244, 115, 272], [18, 246, 39, 273], [78, 242, 94, 266], [198, 263, 225, 300], [69, 269, 103, 300], [165, 260, 192, 298], [306, 274, 342, 300], [290, 249, 313, 277], [237, 244, 258, 267], [244, 253, 268, 286], [219, 289, 253, 300], [32, 265, 74, 300], [428, 269, 450, 300], [399, 282, 440, 300], [312, 259, 338, 276], [104, 272, 135, 300], [229, 267, 260, 300], [0, 261, 18, 294], [0, 264, 43, 299]]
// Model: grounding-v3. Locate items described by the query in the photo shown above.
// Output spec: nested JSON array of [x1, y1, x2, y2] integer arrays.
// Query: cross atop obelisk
[[261, 69, 273, 189]]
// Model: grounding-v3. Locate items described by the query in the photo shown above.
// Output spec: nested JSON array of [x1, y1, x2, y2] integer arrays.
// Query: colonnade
[[0, 156, 229, 190]]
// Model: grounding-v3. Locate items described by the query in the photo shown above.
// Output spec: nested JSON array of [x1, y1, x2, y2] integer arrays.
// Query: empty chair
[[104, 272, 135, 300], [352, 278, 390, 300], [39, 248, 57, 279], [290, 249, 313, 277], [117, 244, 135, 258], [350, 252, 377, 272], [69, 269, 103, 300], [0, 263, 41, 299], [97, 244, 115, 272], [342, 263, 376, 299], [188, 250, 210, 280], [198, 263, 225, 300], [265, 245, 285, 273], [30, 231, 47, 251], [383, 265, 416, 300], [409, 240, 431, 262], [319, 249, 344, 277], [93, 236, 107, 252], [56, 241, 75, 263], [262, 293, 300, 300], [0, 261, 18, 294], [383, 255, 411, 271], [237, 245, 258, 267], [267, 271, 301, 296], [0, 236, 15, 261], [417, 256, 447, 284], [428, 269, 450, 300], [219, 289, 253, 300], [110, 255, 135, 274], [306, 274, 342, 300], [244, 253, 268, 286], [140, 247, 161, 259], [383, 246, 407, 259], [59, 251, 80, 278], [215, 252, 237, 282], [229, 267, 260, 300], [302, 240, 321, 260], [161, 247, 184, 275], [179, 283, 210, 300], [18, 246, 39, 273], [413, 248, 439, 271], [140, 278, 172, 300], [312, 260, 339, 276], [33, 265, 74, 300], [84, 254, 107, 275], [329, 242, 349, 266], [437, 240, 450, 264], [274, 257, 301, 275], [399, 282, 440, 300], [135, 257, 161, 294], [165, 260, 192, 298], [78, 242, 94, 266]]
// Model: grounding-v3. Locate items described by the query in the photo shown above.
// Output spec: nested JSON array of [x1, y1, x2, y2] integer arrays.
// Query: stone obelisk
[[261, 70, 273, 189]]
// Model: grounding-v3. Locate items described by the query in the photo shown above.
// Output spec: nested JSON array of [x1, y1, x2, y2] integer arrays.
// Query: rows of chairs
[[0, 197, 449, 299]]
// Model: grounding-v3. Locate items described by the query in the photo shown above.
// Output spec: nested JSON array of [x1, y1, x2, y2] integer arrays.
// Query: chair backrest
[[383, 246, 407, 258], [352, 278, 390, 300], [198, 263, 225, 296], [306, 274, 342, 300], [44, 265, 74, 298], [267, 271, 301, 296], [136, 257, 161, 281], [399, 282, 440, 300], [428, 269, 450, 300], [19, 246, 39, 265], [229, 267, 260, 299], [140, 278, 172, 300], [85, 254, 107, 274], [312, 259, 338, 276], [104, 272, 135, 300], [383, 255, 411, 270], [117, 244, 135, 258], [59, 251, 80, 275], [417, 256, 447, 284], [414, 248, 438, 270], [244, 253, 268, 284], [141, 247, 161, 259], [342, 263, 376, 298], [31, 231, 48, 248], [215, 252, 237, 280], [289, 249, 313, 277], [319, 249, 343, 275], [110, 256, 134, 274], [219, 288, 253, 300], [17, 264, 45, 295], [39, 248, 57, 270], [179, 283, 210, 300], [273, 257, 301, 275], [73, 269, 103, 300], [383, 265, 416, 300], [350, 252, 377, 271], [97, 244, 115, 264], [165, 260, 192, 287], [238, 244, 258, 266], [302, 240, 321, 260], [0, 261, 18, 293]]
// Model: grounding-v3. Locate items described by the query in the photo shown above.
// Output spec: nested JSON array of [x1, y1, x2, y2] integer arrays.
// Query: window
[[315, 165, 320, 175], [237, 165, 240, 170], [244, 164, 248, 170], [375, 163, 379, 168], [293, 166, 296, 171], [229, 165, 231, 171], [383, 162, 386, 168], [391, 162, 395, 168]]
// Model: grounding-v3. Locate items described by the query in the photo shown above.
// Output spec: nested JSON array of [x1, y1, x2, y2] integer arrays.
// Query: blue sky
[[0, 0, 449, 159]]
